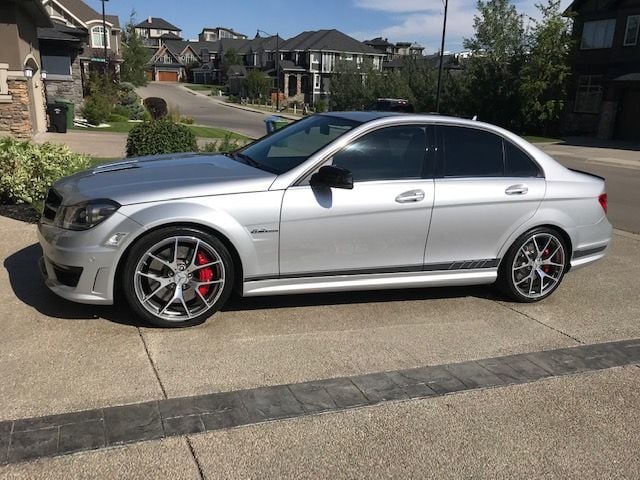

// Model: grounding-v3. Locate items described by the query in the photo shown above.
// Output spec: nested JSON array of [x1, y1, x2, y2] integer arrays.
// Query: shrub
[[143, 97, 168, 120], [201, 134, 244, 154], [112, 104, 132, 118], [126, 120, 197, 157], [180, 116, 195, 125], [83, 94, 112, 125], [0, 137, 90, 209], [108, 113, 129, 123], [314, 100, 327, 113]]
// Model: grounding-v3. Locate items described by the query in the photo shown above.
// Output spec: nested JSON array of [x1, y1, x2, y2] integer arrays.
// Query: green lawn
[[523, 135, 561, 144], [72, 122, 249, 141]]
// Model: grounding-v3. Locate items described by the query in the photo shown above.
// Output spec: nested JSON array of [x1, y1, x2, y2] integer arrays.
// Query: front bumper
[[38, 212, 142, 305]]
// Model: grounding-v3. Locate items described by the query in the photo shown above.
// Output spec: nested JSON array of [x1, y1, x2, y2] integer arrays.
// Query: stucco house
[[199, 27, 247, 42], [135, 17, 182, 51], [0, 0, 52, 138]]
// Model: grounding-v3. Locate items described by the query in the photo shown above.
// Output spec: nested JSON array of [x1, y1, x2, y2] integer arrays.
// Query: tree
[[329, 60, 368, 110], [462, 0, 526, 128], [519, 0, 573, 135], [243, 69, 271, 100], [120, 12, 150, 86]]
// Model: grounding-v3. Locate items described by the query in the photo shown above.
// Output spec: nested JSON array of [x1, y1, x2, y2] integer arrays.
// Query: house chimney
[[148, 16, 152, 24]]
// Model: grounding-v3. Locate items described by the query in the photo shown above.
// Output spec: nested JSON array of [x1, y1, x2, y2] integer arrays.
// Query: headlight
[[56, 200, 120, 231]]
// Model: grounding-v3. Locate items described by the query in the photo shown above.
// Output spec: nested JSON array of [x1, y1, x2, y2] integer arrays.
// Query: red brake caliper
[[542, 248, 551, 274], [196, 250, 214, 296]]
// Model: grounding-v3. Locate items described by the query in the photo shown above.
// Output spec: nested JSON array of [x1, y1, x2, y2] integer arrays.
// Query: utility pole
[[257, 29, 280, 111], [435, 0, 448, 113], [101, 0, 109, 72]]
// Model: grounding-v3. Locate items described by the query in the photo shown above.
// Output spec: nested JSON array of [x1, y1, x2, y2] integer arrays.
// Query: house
[[42, 0, 122, 76], [0, 0, 52, 138], [564, 0, 640, 141], [199, 27, 247, 42], [364, 37, 425, 70], [135, 17, 182, 50], [278, 29, 386, 104]]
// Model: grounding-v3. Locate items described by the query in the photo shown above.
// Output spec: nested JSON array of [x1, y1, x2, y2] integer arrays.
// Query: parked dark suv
[[367, 98, 415, 113]]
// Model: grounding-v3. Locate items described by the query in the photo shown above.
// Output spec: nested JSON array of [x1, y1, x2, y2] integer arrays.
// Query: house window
[[310, 53, 320, 71], [40, 45, 72, 76], [314, 74, 321, 90], [624, 15, 640, 46], [91, 25, 109, 49], [574, 75, 603, 113], [580, 19, 616, 49]]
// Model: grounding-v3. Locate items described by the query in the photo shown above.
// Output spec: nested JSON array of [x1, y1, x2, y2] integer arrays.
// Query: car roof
[[321, 111, 403, 122]]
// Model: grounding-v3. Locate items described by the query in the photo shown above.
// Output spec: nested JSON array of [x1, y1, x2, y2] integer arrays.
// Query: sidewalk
[[33, 131, 227, 159], [539, 141, 640, 169]]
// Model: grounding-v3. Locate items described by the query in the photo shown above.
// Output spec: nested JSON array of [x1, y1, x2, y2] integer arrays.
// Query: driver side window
[[332, 125, 430, 182]]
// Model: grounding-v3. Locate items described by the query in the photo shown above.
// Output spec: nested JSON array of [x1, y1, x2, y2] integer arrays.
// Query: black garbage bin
[[47, 103, 67, 133]]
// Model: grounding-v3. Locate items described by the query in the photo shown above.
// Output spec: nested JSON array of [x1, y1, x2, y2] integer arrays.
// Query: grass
[[88, 156, 119, 167], [523, 135, 561, 144], [72, 122, 250, 141]]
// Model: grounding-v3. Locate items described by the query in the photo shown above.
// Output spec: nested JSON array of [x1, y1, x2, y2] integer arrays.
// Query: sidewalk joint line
[[497, 301, 584, 344], [185, 436, 206, 480], [137, 328, 168, 399]]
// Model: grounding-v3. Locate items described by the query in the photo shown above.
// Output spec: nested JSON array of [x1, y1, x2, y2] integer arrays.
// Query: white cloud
[[352, 0, 574, 54]]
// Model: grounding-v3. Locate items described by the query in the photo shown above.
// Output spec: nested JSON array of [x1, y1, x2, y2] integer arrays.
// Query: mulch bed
[[0, 204, 40, 224]]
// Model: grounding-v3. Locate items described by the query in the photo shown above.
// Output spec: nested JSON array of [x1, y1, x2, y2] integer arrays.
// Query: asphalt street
[[136, 83, 270, 139]]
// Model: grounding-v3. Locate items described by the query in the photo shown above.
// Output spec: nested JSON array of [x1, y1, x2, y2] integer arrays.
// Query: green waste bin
[[54, 98, 75, 129], [273, 118, 289, 131]]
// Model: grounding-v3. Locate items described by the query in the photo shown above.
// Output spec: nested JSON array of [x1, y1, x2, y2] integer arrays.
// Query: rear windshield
[[238, 115, 361, 174]]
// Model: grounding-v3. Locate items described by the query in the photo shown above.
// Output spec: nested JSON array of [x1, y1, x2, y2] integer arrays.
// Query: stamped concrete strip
[[0, 437, 200, 480], [189, 366, 640, 480], [0, 340, 637, 466]]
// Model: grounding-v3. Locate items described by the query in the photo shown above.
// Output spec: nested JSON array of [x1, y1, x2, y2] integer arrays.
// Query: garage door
[[158, 71, 178, 82]]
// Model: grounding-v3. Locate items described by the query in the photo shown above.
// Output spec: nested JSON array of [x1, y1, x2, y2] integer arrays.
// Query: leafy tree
[[519, 0, 573, 135], [462, 0, 526, 128], [243, 69, 271, 100], [120, 12, 150, 86], [330, 60, 368, 110]]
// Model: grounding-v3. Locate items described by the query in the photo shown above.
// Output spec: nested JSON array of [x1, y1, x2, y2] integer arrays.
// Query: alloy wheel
[[511, 233, 566, 299], [133, 236, 226, 322]]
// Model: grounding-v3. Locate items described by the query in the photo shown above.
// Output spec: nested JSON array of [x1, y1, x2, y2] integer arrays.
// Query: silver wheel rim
[[511, 233, 565, 299], [134, 236, 225, 322]]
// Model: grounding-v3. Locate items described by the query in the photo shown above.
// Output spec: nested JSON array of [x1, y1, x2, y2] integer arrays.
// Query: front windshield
[[237, 115, 361, 174]]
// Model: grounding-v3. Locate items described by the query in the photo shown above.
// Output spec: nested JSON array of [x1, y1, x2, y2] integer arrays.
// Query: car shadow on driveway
[[3, 243, 145, 327], [5, 243, 504, 324]]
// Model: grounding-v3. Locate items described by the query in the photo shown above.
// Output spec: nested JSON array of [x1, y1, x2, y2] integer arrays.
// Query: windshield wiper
[[227, 152, 279, 174]]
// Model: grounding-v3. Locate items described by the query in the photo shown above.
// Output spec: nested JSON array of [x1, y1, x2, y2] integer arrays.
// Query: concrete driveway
[[0, 210, 639, 477], [137, 83, 270, 139]]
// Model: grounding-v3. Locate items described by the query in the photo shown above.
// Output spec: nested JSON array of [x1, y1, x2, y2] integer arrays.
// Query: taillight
[[598, 193, 608, 214]]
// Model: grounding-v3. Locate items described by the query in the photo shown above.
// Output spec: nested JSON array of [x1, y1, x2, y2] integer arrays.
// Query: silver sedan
[[38, 112, 612, 327]]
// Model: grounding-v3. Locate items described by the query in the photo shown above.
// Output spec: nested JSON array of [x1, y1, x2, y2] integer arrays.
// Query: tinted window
[[332, 126, 428, 182], [442, 126, 503, 177], [505, 142, 541, 177]]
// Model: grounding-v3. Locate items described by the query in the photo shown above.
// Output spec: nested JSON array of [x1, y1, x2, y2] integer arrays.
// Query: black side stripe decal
[[246, 259, 500, 282], [573, 245, 607, 259]]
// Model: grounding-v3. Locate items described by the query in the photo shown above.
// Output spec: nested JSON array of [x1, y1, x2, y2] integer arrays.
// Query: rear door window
[[504, 141, 542, 177], [441, 126, 504, 177]]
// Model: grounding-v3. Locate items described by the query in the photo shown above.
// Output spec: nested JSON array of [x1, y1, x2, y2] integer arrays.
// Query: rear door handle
[[396, 189, 425, 203], [505, 184, 528, 195]]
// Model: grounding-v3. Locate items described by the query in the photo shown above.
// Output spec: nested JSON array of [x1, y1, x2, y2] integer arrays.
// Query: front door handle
[[505, 184, 529, 195], [396, 189, 425, 203]]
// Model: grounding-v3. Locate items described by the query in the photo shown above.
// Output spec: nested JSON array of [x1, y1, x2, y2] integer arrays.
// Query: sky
[[88, 0, 573, 54]]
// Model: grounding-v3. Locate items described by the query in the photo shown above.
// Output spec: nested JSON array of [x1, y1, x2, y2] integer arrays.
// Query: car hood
[[53, 153, 277, 206]]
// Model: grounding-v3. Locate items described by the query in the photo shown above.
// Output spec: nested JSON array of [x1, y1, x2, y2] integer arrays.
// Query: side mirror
[[309, 165, 353, 190]]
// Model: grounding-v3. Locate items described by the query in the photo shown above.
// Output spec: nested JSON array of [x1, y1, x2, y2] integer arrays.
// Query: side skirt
[[242, 268, 498, 297]]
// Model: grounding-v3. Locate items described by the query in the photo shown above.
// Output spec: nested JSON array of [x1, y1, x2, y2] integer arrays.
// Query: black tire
[[122, 227, 235, 327], [497, 227, 568, 303]]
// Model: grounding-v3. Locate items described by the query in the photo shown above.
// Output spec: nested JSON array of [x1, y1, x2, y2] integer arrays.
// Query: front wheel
[[497, 227, 568, 303], [122, 227, 234, 327]]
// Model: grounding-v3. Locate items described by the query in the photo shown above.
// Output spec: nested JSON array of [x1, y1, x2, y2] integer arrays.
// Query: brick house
[[564, 0, 640, 141], [0, 0, 52, 138]]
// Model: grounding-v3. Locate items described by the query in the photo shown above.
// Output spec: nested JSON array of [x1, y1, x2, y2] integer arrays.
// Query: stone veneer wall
[[0, 78, 32, 139], [44, 56, 84, 108]]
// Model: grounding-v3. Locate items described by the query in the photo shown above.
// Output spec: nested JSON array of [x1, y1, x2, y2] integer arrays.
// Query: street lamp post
[[257, 29, 280, 111], [435, 0, 448, 113], [101, 0, 109, 72]]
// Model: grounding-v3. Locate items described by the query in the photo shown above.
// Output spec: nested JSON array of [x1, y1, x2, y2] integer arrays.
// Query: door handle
[[505, 184, 529, 195], [396, 189, 425, 203]]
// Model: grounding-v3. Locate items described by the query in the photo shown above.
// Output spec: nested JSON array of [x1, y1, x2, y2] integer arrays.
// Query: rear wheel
[[122, 227, 234, 327], [497, 227, 568, 303]]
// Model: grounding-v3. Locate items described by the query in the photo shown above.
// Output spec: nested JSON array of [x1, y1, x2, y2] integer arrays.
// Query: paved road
[[539, 144, 640, 233], [137, 83, 270, 139]]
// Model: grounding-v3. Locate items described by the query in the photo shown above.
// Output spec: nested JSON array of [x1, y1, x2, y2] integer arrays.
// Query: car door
[[279, 125, 435, 276], [425, 125, 546, 265]]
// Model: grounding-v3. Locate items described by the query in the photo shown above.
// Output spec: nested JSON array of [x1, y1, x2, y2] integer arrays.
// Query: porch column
[[283, 73, 289, 99]]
